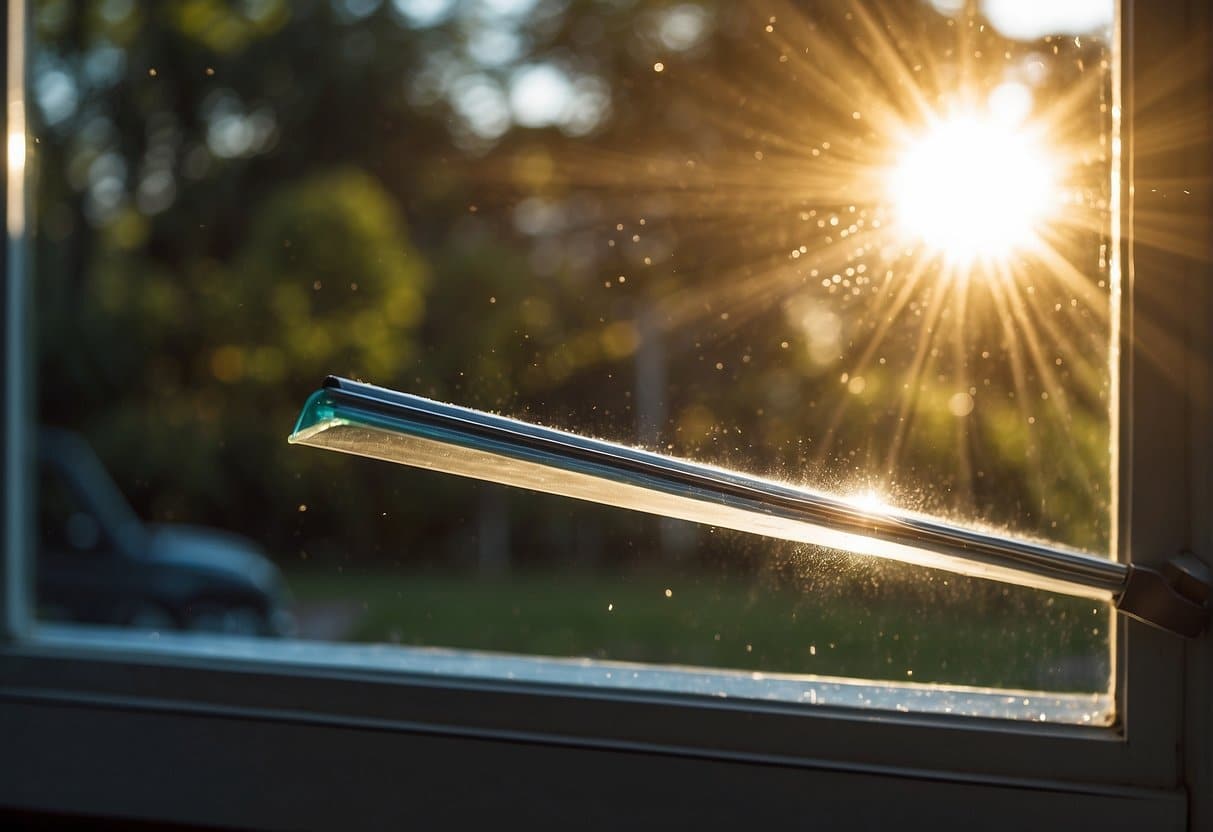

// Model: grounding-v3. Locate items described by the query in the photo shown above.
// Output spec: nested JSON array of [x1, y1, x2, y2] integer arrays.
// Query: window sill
[[13, 624, 1112, 725], [0, 625, 1182, 830], [1, 623, 1146, 787]]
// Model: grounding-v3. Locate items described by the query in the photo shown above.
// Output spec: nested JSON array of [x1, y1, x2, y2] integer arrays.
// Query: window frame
[[2, 0, 1210, 826]]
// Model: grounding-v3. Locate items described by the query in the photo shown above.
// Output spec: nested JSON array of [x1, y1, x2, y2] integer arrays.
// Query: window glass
[[31, 0, 1116, 718], [39, 466, 104, 556]]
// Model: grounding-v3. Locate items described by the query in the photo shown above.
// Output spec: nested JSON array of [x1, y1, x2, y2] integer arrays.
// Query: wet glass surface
[[32, 0, 1117, 716]]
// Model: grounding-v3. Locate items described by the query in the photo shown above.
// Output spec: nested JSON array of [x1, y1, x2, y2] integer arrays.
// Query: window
[[2, 1, 1211, 828], [26, 0, 1129, 708]]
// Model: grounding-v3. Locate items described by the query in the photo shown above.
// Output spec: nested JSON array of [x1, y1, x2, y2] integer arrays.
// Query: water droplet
[[949, 392, 975, 417]]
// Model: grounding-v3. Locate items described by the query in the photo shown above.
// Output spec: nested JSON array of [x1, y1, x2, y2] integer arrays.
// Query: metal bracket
[[1116, 553, 1211, 637]]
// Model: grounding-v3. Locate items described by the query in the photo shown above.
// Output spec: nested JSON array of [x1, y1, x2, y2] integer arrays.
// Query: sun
[[887, 111, 1060, 265]]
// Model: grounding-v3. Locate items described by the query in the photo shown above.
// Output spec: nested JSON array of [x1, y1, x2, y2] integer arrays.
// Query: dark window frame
[[2, 1, 1211, 826]]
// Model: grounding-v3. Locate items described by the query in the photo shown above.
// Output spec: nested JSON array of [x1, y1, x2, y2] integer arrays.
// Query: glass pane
[[32, 0, 1116, 721]]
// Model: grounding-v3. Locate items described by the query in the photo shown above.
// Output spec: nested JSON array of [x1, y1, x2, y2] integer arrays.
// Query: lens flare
[[888, 113, 1059, 264], [481, 1, 1117, 538]]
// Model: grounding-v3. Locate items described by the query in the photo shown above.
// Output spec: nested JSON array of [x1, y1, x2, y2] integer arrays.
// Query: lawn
[[285, 568, 1110, 694]]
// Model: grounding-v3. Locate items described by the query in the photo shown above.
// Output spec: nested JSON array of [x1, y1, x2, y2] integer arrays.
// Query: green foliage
[[38, 168, 428, 546], [227, 168, 427, 383]]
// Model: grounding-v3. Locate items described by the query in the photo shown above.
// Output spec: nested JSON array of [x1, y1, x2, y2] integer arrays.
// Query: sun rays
[[491, 0, 1122, 549]]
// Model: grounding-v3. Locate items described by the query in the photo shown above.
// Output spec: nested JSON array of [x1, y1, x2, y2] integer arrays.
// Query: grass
[[285, 568, 1110, 693]]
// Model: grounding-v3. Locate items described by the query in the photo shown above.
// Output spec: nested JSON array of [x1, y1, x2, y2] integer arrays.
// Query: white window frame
[[1, 1, 1210, 827]]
